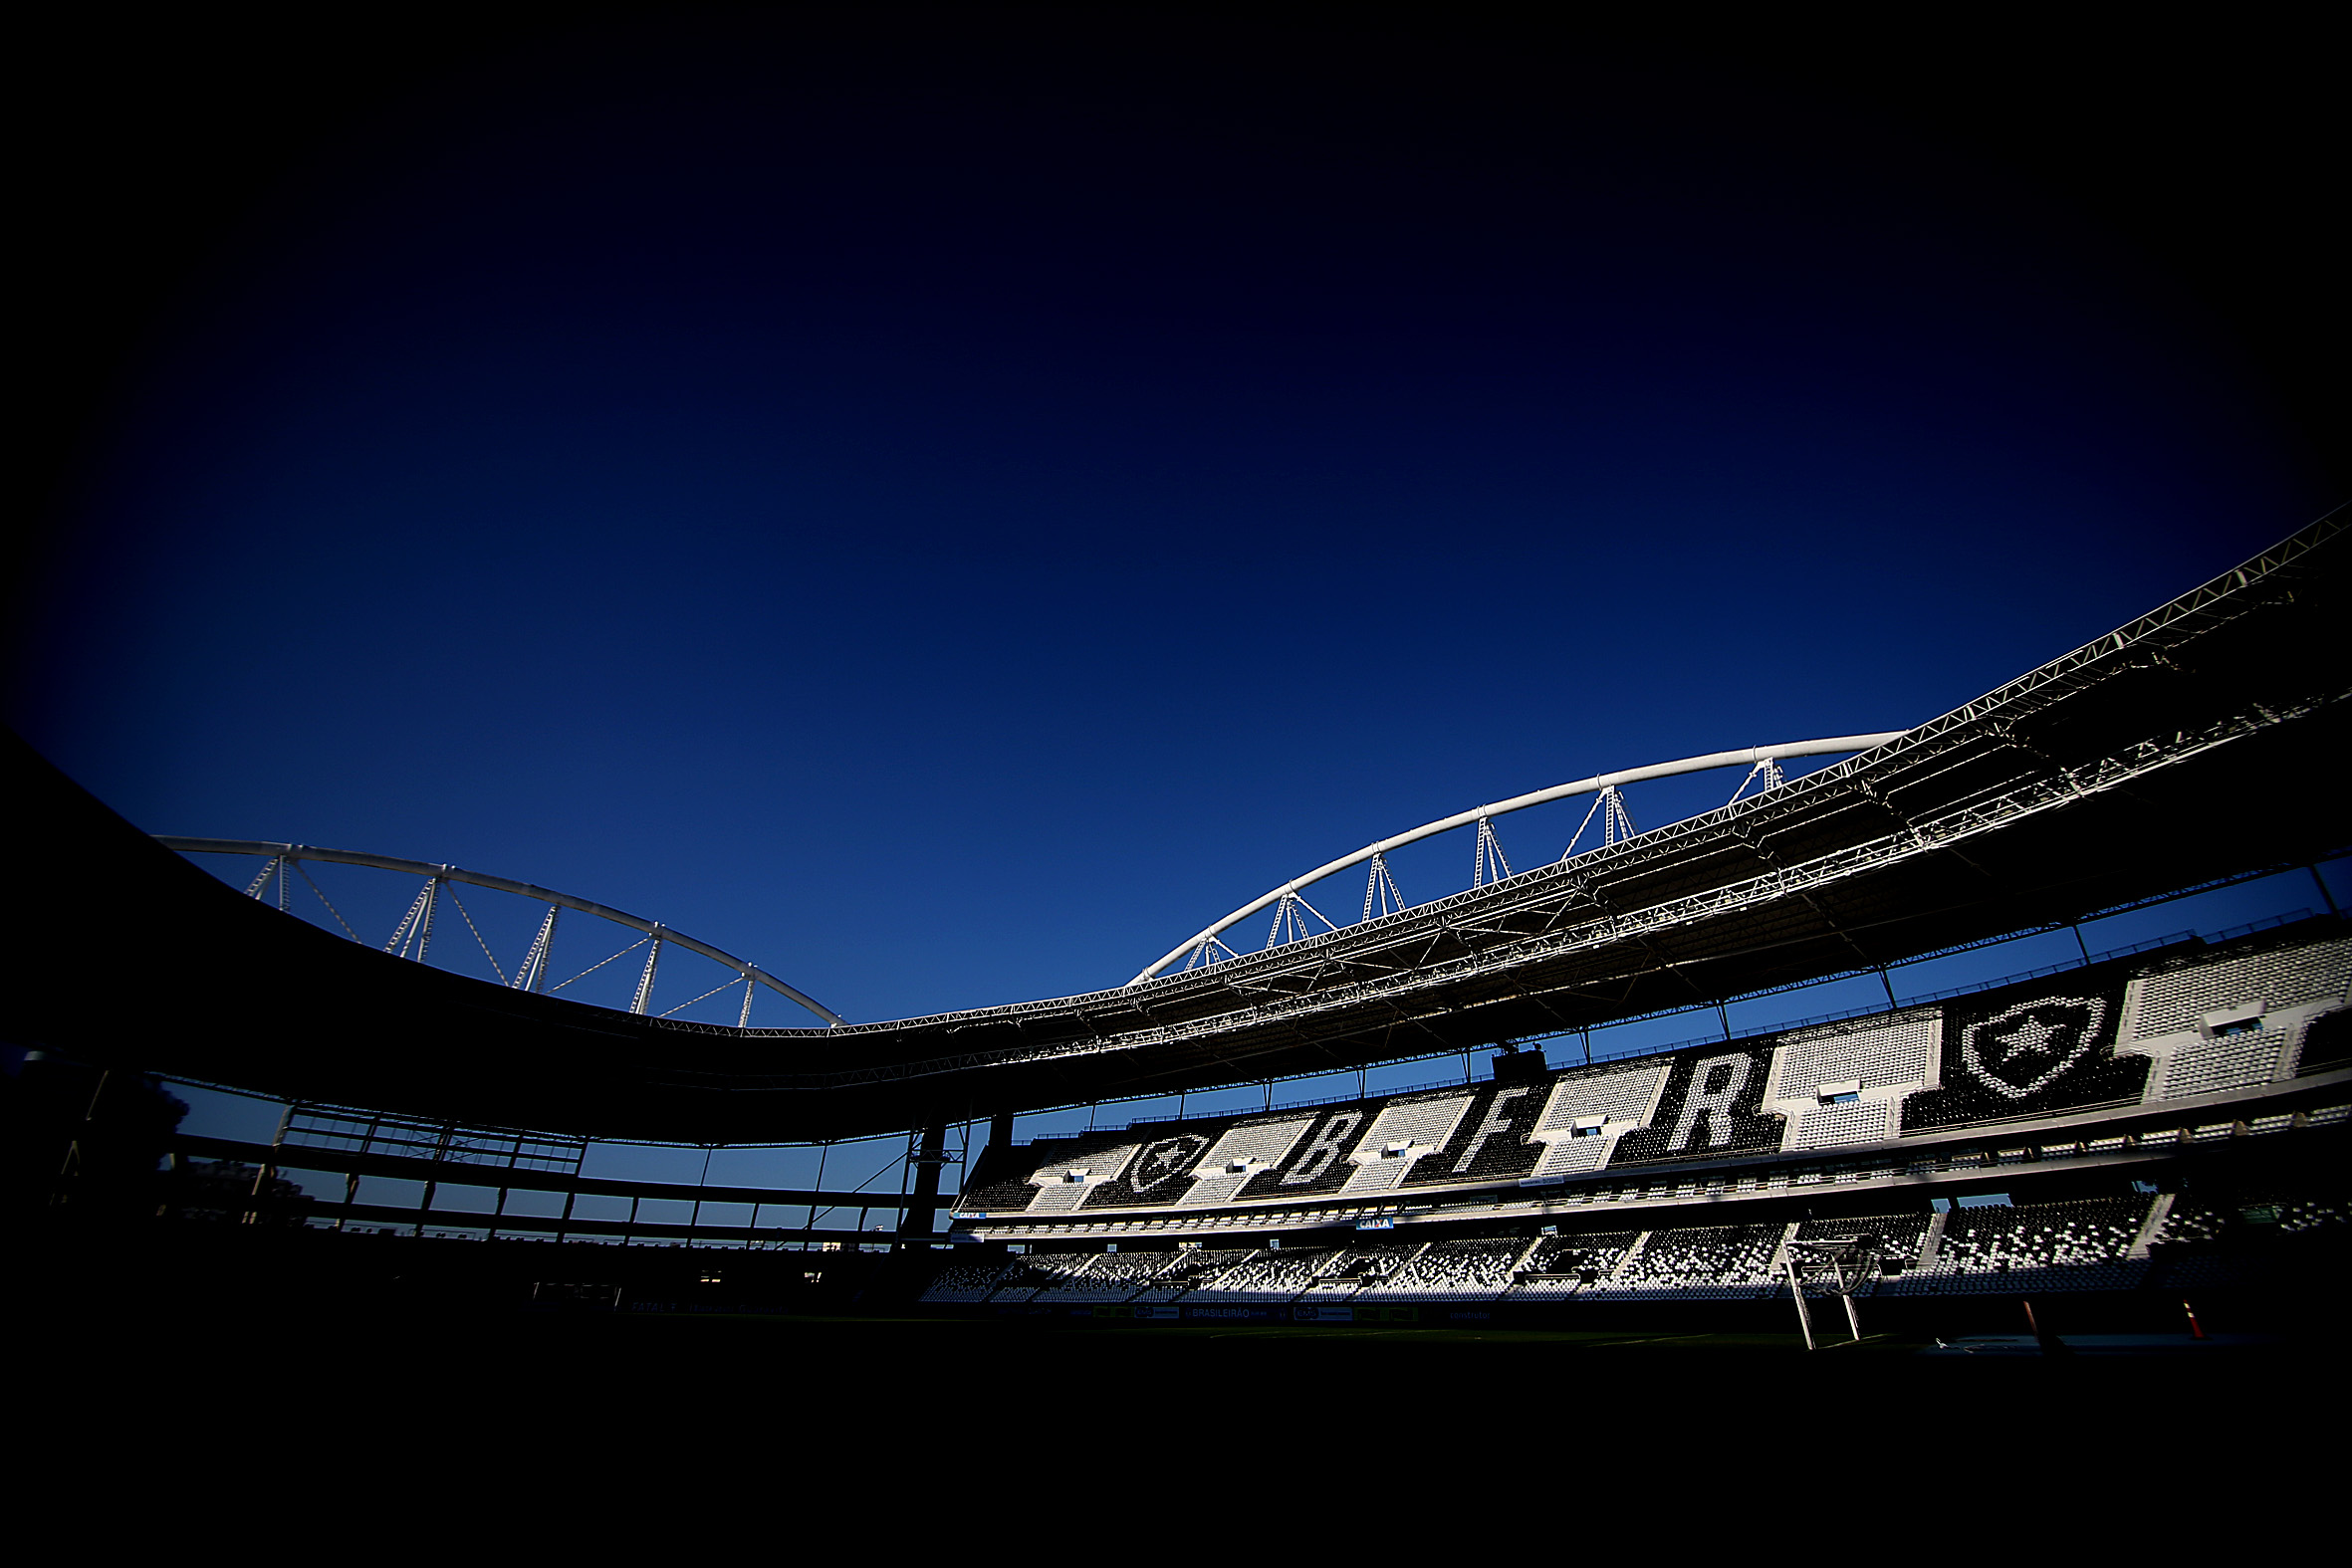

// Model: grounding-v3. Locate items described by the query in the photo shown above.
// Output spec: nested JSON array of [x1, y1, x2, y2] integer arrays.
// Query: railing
[[169, 1132, 942, 1247], [2207, 910, 2319, 945]]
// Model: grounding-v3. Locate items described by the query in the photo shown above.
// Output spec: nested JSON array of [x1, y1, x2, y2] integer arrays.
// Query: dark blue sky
[[14, 14, 2339, 1028]]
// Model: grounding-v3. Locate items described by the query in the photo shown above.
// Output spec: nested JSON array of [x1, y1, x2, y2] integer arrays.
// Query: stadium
[[11, 512, 2347, 1361]]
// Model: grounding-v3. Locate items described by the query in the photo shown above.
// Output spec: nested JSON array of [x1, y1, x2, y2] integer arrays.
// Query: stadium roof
[[14, 514, 2347, 1142]]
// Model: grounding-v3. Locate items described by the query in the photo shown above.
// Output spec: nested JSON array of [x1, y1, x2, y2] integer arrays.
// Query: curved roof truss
[[1129, 732, 1910, 983], [151, 838, 845, 1027]]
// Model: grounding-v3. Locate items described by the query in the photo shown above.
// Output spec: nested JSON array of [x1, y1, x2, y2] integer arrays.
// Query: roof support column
[[902, 1121, 948, 1246]]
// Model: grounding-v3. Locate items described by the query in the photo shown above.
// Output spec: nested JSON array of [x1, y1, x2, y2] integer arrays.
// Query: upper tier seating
[[956, 933, 2348, 1230], [1340, 1099, 1476, 1195], [2122, 938, 2352, 1099], [1022, 1144, 1141, 1214], [2149, 1024, 2296, 1100], [1177, 1118, 1317, 1208], [2300, 1006, 2352, 1073], [2126, 941, 2352, 1043], [1526, 1064, 1670, 1178], [1768, 1015, 1939, 1151]]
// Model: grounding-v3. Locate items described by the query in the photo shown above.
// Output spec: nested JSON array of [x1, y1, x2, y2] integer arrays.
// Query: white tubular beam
[[153, 838, 845, 1027], [1126, 732, 1908, 985]]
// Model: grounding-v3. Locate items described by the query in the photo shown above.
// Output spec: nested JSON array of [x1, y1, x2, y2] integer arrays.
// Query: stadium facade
[[8, 512, 2348, 1333]]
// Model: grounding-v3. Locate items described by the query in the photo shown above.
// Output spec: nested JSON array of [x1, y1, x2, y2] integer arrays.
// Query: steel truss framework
[[20, 510, 2347, 1142], [150, 841, 844, 1027], [1134, 733, 1909, 982], [607, 511, 2349, 1118]]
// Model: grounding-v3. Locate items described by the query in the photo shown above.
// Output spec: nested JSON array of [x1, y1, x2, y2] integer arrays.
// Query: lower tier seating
[[920, 1187, 2346, 1304], [1881, 1197, 2152, 1296], [1584, 1224, 1784, 1300], [1357, 1237, 1529, 1299]]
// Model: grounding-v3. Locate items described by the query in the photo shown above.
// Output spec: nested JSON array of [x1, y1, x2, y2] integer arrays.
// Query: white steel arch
[[1127, 733, 1909, 985], [154, 837, 844, 1027]]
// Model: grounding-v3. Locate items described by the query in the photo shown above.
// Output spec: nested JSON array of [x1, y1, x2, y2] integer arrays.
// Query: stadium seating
[[986, 1251, 1095, 1301], [1506, 1231, 1642, 1294], [925, 930, 2351, 1313], [918, 1259, 1013, 1302], [1295, 1240, 1422, 1292], [956, 931, 2351, 1232], [1339, 1098, 1475, 1194], [2124, 942, 2352, 1043], [1357, 1237, 1530, 1299], [965, 1092, 2348, 1250], [2301, 1006, 2352, 1073], [917, 1182, 2352, 1304], [1767, 1015, 1938, 1150], [1526, 1063, 1670, 1178], [1441, 1085, 1549, 1184], [1597, 1225, 1776, 1298], [1172, 1117, 1316, 1207], [1033, 1249, 1177, 1301], [1883, 1197, 2151, 1295], [1022, 1145, 1140, 1214], [2148, 1024, 2296, 1100], [2146, 1191, 2350, 1250], [1792, 1212, 1931, 1260], [2119, 938, 2352, 1100], [1184, 1245, 1339, 1299], [1131, 1248, 1254, 1300]]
